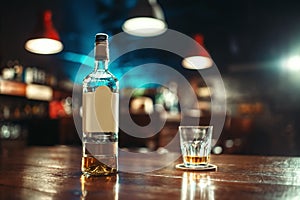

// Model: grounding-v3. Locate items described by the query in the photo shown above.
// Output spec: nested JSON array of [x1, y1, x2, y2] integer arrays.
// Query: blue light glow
[[63, 52, 93, 66]]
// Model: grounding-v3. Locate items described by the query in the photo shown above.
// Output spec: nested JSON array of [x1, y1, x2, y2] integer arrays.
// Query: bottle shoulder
[[83, 70, 118, 92], [83, 70, 118, 82]]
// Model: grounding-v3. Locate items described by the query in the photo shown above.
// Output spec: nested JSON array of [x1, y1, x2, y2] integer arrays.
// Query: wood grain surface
[[0, 146, 300, 199]]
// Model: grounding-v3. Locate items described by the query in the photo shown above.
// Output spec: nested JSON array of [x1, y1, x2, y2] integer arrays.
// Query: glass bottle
[[82, 33, 119, 176]]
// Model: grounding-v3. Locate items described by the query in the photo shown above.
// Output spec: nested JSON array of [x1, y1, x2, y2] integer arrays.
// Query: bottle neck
[[94, 59, 108, 71], [94, 40, 109, 72]]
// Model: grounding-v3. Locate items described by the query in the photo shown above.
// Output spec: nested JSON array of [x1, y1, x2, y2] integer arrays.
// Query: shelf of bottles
[[0, 60, 72, 144]]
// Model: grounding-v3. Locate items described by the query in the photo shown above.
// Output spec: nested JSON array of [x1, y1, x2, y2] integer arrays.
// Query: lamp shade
[[122, 0, 167, 37], [182, 34, 213, 70], [25, 10, 63, 54]]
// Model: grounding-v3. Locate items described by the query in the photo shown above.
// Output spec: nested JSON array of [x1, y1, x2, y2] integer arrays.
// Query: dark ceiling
[[160, 0, 300, 68], [1, 0, 300, 81]]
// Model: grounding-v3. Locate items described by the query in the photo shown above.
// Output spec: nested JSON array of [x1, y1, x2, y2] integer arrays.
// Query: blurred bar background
[[1, 0, 300, 156]]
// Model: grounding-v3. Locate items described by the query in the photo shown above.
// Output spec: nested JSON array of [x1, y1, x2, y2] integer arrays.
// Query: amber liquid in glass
[[184, 155, 210, 165]]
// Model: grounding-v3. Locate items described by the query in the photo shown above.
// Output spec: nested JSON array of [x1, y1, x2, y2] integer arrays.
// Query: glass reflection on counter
[[80, 174, 119, 200], [181, 172, 214, 200]]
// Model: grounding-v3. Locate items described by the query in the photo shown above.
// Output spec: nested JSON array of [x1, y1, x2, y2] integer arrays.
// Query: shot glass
[[179, 126, 213, 168]]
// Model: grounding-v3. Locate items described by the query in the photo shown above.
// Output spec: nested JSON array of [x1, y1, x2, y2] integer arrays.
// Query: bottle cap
[[95, 33, 109, 60], [95, 33, 108, 42]]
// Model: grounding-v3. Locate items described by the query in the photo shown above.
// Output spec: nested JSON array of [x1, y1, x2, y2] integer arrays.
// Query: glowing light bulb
[[284, 55, 300, 71]]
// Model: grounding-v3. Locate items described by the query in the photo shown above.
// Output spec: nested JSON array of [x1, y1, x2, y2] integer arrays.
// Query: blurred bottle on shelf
[[1, 60, 23, 81], [155, 82, 179, 114], [24, 67, 46, 85], [1, 59, 58, 88]]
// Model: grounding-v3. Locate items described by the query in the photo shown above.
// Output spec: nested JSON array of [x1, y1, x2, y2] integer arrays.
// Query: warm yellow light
[[25, 38, 63, 54], [122, 17, 167, 37], [182, 56, 213, 70], [26, 84, 53, 101], [284, 55, 300, 71], [197, 87, 211, 97]]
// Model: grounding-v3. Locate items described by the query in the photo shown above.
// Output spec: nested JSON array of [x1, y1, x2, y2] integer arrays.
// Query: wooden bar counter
[[1, 146, 300, 199]]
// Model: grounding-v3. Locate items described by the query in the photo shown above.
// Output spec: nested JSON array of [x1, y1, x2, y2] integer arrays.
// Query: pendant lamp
[[25, 10, 63, 54], [182, 34, 213, 69], [122, 0, 167, 37]]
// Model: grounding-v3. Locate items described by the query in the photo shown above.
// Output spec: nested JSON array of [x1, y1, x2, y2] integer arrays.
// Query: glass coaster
[[175, 163, 217, 171]]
